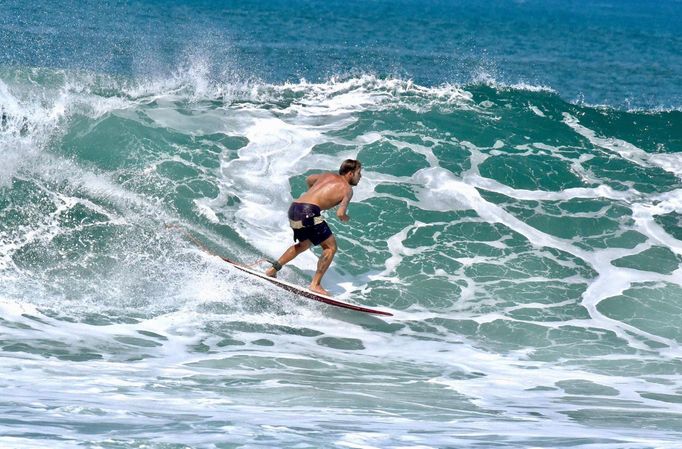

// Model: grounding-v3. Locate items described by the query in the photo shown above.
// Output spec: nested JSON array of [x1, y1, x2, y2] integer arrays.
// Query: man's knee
[[321, 237, 337, 254]]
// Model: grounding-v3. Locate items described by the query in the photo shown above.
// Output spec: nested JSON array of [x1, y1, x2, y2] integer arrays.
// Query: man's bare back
[[295, 172, 358, 222], [297, 173, 349, 209]]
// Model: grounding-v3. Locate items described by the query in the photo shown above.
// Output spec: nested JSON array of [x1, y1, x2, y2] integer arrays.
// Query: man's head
[[339, 159, 362, 186]]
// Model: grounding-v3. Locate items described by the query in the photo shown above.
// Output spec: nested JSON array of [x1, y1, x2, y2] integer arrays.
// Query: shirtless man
[[265, 159, 362, 296]]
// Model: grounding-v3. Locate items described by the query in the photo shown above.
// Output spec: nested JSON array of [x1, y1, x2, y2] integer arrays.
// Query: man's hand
[[338, 212, 350, 222]]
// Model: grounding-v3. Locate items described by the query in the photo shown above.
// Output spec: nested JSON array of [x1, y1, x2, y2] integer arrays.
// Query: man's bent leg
[[265, 240, 312, 277], [309, 235, 337, 296]]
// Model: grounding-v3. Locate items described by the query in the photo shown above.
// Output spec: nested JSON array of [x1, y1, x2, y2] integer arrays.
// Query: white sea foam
[[472, 70, 556, 93], [563, 112, 682, 178], [2, 288, 681, 448]]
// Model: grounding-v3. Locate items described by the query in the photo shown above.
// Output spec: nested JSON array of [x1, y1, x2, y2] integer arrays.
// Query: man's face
[[350, 167, 362, 186]]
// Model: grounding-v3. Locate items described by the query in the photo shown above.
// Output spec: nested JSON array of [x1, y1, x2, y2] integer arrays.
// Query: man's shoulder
[[318, 172, 345, 183]]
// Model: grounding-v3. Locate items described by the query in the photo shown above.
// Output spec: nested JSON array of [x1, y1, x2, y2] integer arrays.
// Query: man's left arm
[[336, 188, 353, 222]]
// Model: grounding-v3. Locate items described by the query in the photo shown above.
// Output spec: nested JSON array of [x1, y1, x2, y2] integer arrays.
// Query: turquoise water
[[2, 1, 682, 448]]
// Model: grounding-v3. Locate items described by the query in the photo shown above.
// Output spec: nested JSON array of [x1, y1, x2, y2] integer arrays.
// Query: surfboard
[[220, 257, 393, 317]]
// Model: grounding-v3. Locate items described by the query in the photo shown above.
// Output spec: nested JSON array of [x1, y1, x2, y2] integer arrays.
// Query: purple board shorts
[[288, 202, 333, 246]]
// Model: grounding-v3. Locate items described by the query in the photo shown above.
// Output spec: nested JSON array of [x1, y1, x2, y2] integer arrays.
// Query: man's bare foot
[[265, 267, 277, 278], [309, 284, 331, 296]]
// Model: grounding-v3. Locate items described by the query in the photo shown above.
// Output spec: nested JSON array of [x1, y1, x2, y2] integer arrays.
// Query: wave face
[[2, 66, 682, 448], [2, 1, 682, 448]]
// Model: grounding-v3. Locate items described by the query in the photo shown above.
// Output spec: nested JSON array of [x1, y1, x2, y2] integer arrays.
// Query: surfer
[[265, 159, 362, 296]]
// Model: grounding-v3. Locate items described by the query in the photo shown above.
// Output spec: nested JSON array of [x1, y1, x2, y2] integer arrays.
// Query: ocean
[[1, 1, 682, 448]]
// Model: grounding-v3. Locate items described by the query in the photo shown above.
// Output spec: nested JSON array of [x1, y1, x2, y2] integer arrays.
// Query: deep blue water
[[2, 0, 681, 108]]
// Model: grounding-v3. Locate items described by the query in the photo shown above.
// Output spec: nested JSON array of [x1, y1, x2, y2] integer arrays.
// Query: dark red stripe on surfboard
[[221, 257, 393, 316]]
